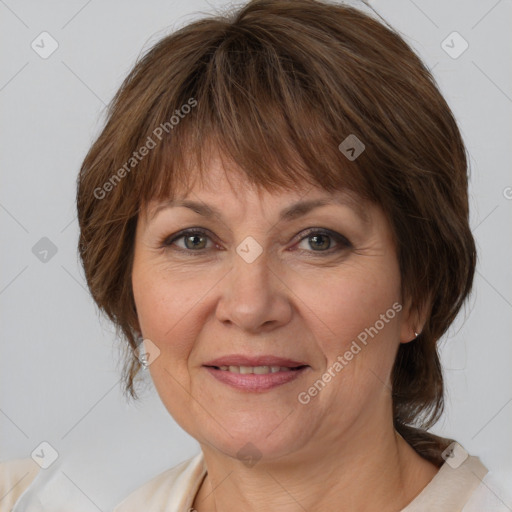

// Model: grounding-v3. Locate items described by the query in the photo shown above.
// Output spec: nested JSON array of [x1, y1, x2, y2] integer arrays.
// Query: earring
[[136, 335, 149, 370], [414, 331, 420, 338]]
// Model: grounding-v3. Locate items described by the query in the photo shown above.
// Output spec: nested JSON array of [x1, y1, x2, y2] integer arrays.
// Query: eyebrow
[[150, 195, 369, 224]]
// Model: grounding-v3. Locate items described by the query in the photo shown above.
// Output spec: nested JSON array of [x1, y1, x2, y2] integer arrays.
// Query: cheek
[[295, 264, 400, 338], [131, 265, 210, 429], [290, 266, 402, 419], [288, 261, 402, 394], [131, 264, 211, 360]]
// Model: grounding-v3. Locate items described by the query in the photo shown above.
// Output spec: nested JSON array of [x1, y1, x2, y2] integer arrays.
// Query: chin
[[190, 410, 312, 464]]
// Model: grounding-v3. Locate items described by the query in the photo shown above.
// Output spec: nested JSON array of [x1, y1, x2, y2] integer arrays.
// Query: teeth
[[217, 365, 297, 374]]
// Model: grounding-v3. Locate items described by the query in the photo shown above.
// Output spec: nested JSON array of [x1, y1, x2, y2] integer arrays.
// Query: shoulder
[[402, 442, 512, 512], [113, 452, 205, 512], [462, 471, 512, 511], [0, 457, 41, 512]]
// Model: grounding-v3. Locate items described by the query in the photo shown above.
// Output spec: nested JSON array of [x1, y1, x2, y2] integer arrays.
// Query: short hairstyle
[[77, 0, 476, 465]]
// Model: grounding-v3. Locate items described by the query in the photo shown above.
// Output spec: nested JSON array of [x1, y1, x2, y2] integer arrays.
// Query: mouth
[[202, 355, 310, 392], [207, 364, 307, 374]]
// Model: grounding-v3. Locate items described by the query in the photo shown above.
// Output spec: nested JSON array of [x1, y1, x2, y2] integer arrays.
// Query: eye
[[161, 227, 352, 256], [162, 228, 216, 253], [294, 228, 352, 255]]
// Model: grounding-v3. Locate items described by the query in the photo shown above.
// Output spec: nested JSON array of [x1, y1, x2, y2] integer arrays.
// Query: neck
[[192, 417, 439, 511]]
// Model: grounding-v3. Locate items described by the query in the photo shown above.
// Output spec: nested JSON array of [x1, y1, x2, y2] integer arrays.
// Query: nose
[[215, 248, 293, 333]]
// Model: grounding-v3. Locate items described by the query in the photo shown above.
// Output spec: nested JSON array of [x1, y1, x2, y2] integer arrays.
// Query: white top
[[113, 449, 512, 512], [2, 448, 511, 511]]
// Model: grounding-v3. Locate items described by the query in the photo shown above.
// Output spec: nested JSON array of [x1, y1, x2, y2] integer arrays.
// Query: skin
[[131, 154, 439, 511]]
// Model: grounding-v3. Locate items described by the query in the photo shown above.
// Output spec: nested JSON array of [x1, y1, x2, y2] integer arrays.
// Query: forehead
[[145, 159, 371, 227], [148, 151, 360, 206]]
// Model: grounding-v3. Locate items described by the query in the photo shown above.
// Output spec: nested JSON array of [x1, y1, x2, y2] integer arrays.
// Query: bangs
[[125, 21, 376, 209]]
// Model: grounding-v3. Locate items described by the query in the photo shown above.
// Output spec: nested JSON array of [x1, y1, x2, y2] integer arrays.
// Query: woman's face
[[132, 156, 417, 462]]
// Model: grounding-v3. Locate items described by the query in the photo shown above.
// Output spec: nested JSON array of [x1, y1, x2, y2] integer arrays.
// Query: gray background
[[1, 0, 511, 510]]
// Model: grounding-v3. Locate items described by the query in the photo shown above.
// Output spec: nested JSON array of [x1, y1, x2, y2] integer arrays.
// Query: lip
[[203, 355, 308, 368], [202, 354, 310, 392], [204, 366, 309, 392]]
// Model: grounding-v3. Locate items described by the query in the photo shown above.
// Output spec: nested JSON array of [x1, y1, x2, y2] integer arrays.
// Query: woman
[[77, 0, 511, 510], [9, 0, 507, 510]]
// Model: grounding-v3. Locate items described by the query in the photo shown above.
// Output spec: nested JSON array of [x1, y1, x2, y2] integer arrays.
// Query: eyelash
[[161, 227, 352, 256]]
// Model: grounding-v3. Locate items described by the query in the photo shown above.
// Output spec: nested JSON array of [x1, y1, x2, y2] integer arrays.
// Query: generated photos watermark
[[297, 302, 403, 404], [93, 97, 197, 200]]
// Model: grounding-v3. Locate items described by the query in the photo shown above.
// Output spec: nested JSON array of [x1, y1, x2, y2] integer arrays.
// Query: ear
[[399, 295, 429, 344]]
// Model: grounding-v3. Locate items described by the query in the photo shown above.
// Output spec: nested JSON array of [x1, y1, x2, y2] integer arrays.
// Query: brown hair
[[76, 0, 476, 466]]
